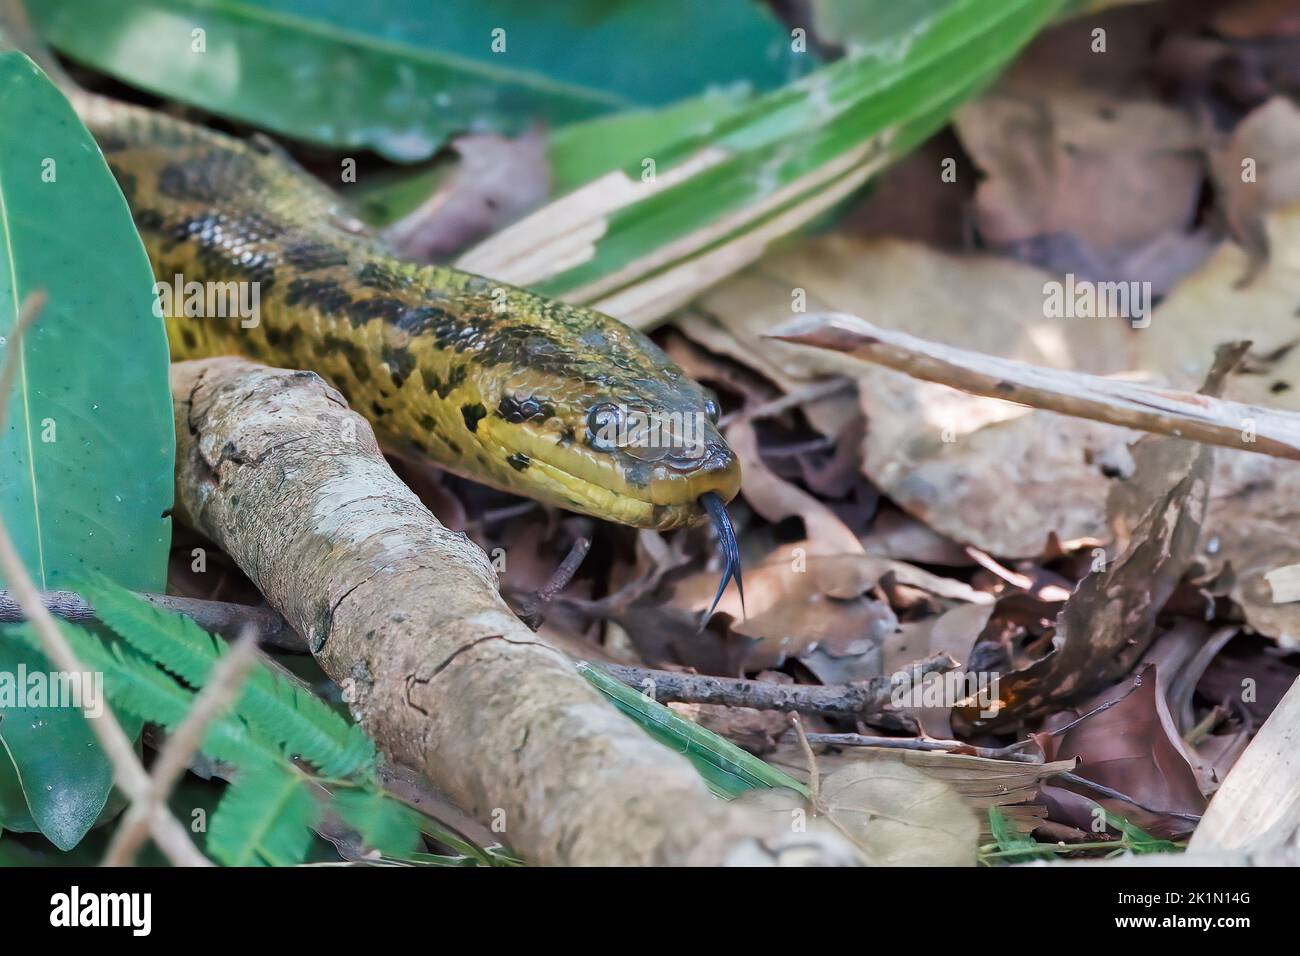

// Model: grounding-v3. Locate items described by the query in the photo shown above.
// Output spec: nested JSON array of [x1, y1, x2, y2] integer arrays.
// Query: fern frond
[[81, 578, 223, 686], [208, 765, 319, 866], [235, 672, 375, 778], [23, 621, 278, 772], [332, 788, 422, 856], [83, 580, 374, 777]]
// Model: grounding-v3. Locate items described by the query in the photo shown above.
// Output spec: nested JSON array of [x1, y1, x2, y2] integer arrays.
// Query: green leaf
[[578, 662, 807, 799], [0, 52, 173, 592], [460, 0, 1067, 327], [81, 579, 375, 777], [9, 620, 278, 771], [0, 632, 141, 849], [809, 0, 954, 53], [1102, 810, 1184, 855], [985, 806, 1054, 862], [548, 87, 750, 196], [331, 787, 422, 857], [0, 52, 168, 849], [32, 0, 805, 162], [208, 765, 319, 866]]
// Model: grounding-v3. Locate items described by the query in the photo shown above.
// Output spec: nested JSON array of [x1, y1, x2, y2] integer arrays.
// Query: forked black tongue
[[699, 492, 745, 621]]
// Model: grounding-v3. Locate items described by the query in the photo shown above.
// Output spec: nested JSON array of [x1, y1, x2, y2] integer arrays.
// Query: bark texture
[[170, 358, 859, 866]]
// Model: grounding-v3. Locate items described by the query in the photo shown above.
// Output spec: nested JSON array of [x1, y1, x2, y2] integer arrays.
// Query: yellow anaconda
[[68, 92, 741, 546]]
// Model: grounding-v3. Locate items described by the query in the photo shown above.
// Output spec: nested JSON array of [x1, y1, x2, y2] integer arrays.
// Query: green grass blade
[[578, 661, 807, 799]]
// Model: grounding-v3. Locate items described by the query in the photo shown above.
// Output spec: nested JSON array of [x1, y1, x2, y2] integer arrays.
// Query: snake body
[[71, 92, 741, 534]]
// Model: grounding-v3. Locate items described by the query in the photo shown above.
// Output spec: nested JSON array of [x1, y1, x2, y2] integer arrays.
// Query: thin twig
[[719, 376, 855, 428], [600, 654, 955, 719], [0, 588, 304, 651], [1058, 772, 1203, 825], [789, 712, 821, 810], [515, 536, 591, 630], [0, 293, 209, 866], [102, 627, 261, 866], [805, 732, 1046, 762], [0, 290, 46, 443]]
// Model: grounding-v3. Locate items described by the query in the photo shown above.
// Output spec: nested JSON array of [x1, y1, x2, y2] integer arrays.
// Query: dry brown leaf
[[1135, 204, 1300, 643], [384, 130, 549, 260], [744, 206, 1300, 644], [1210, 0, 1300, 39], [1210, 97, 1300, 263], [738, 762, 979, 866], [956, 89, 1203, 262], [675, 309, 862, 440], [726, 419, 863, 554], [967, 401, 1215, 726], [697, 234, 1138, 557], [652, 542, 986, 676], [768, 743, 1072, 841], [861, 505, 972, 566], [1040, 666, 1208, 839]]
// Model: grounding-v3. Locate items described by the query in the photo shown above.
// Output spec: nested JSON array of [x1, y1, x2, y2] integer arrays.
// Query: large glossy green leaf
[[0, 636, 143, 849], [32, 0, 806, 162], [0, 52, 173, 593], [0, 51, 172, 847]]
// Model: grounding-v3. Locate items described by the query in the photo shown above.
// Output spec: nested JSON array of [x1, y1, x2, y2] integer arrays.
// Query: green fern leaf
[[81, 578, 223, 686], [10, 622, 275, 772], [332, 788, 422, 857], [82, 580, 374, 777], [209, 766, 319, 866]]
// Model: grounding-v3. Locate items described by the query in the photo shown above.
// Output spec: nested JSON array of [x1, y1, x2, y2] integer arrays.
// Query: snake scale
[[66, 86, 745, 607]]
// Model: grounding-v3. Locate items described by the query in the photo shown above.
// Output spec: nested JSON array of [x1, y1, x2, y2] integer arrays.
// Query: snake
[[58, 81, 746, 612]]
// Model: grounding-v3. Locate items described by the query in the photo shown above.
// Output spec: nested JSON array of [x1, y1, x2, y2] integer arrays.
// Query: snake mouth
[[483, 417, 741, 528]]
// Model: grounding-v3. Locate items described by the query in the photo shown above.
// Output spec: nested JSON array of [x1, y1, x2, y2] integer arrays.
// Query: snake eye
[[587, 403, 623, 450], [704, 397, 720, 424]]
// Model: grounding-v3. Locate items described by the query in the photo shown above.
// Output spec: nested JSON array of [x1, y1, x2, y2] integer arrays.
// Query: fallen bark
[[169, 358, 860, 866]]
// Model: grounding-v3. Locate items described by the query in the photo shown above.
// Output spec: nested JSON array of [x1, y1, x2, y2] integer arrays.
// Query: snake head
[[469, 294, 741, 531]]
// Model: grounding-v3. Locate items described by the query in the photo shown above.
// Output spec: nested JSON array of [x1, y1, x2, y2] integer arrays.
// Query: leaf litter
[[157, 0, 1300, 864]]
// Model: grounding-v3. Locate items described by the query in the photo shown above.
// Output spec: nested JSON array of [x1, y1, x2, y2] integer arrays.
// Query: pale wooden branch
[[169, 357, 861, 866], [769, 312, 1300, 459], [102, 628, 261, 866]]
